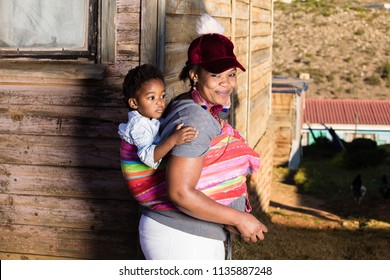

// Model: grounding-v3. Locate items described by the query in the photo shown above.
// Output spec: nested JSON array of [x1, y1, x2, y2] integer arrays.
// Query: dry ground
[[232, 170, 390, 260], [268, 168, 390, 231]]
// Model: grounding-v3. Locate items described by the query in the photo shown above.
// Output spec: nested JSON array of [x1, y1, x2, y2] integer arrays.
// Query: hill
[[272, 0, 390, 100]]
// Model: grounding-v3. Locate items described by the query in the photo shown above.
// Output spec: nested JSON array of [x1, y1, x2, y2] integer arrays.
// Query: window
[[0, 0, 98, 60]]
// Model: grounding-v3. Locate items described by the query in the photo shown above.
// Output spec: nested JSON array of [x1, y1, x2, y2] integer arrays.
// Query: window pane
[[0, 0, 88, 51]]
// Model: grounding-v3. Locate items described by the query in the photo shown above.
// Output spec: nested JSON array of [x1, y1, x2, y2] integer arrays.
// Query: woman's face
[[195, 68, 237, 106]]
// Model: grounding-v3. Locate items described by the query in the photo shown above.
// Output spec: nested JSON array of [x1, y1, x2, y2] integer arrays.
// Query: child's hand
[[171, 123, 198, 145]]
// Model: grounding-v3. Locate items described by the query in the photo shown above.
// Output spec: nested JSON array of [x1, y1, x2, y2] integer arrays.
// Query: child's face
[[129, 79, 167, 119]]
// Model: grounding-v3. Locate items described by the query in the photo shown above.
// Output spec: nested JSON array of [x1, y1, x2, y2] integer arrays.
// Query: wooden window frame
[[0, 0, 116, 81], [0, 0, 99, 61]]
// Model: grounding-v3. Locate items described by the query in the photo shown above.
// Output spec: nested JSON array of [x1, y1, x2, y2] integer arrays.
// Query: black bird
[[379, 175, 390, 199], [351, 174, 366, 204]]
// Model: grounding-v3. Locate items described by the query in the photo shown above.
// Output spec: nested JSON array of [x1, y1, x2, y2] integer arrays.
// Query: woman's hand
[[167, 155, 268, 243], [234, 212, 268, 242]]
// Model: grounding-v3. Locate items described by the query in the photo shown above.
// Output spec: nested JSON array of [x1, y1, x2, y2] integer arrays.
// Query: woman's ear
[[189, 69, 198, 83], [128, 98, 138, 109]]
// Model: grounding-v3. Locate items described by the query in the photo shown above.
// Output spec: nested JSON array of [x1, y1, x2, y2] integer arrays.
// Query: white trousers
[[139, 214, 225, 260]]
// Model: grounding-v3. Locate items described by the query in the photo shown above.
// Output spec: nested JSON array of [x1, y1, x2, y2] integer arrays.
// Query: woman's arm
[[166, 155, 268, 242]]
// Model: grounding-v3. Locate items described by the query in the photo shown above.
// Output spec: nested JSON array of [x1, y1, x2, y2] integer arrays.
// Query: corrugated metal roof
[[304, 99, 390, 125]]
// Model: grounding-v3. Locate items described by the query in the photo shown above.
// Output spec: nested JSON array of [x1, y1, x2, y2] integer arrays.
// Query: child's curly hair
[[123, 64, 165, 109]]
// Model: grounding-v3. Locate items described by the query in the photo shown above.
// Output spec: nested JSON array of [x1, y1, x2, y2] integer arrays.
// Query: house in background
[[302, 99, 390, 146], [0, 0, 275, 259], [271, 76, 310, 170]]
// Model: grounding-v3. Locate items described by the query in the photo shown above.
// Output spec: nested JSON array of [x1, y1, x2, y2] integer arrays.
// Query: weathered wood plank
[[251, 48, 271, 66], [166, 15, 198, 44], [0, 252, 76, 260], [206, 2, 232, 17], [166, 0, 204, 14], [164, 76, 189, 99], [116, 12, 140, 25], [252, 6, 272, 23], [0, 61, 106, 80], [236, 1, 250, 20], [166, 0, 232, 16], [117, 0, 140, 13], [116, 25, 140, 45], [250, 82, 271, 114], [252, 0, 272, 10], [106, 61, 139, 80], [0, 105, 127, 138], [232, 98, 248, 135], [251, 59, 272, 81], [0, 224, 139, 259], [235, 19, 250, 37], [251, 72, 272, 97], [0, 85, 122, 107], [0, 194, 138, 231], [101, 0, 117, 64], [0, 164, 131, 200], [233, 36, 248, 58], [248, 85, 270, 147], [0, 134, 121, 168], [165, 43, 189, 77], [252, 22, 272, 36], [0, 75, 107, 86], [117, 44, 139, 58], [141, 0, 158, 65], [251, 35, 272, 50]]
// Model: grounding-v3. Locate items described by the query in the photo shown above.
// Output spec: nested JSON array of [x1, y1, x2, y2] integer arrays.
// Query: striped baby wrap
[[120, 123, 260, 211]]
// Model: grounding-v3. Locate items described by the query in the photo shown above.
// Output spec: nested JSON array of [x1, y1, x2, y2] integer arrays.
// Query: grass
[[233, 219, 390, 259], [275, 0, 338, 17], [379, 61, 390, 87], [232, 142, 390, 260], [293, 142, 390, 210], [275, 0, 379, 20]]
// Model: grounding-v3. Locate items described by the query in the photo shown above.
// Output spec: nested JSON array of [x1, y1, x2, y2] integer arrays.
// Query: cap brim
[[201, 58, 246, 73]]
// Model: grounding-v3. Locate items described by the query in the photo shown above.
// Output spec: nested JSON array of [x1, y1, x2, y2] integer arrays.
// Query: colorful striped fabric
[[120, 123, 260, 211]]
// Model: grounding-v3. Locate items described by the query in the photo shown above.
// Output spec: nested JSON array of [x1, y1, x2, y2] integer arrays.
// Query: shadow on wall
[[74, 78, 141, 259]]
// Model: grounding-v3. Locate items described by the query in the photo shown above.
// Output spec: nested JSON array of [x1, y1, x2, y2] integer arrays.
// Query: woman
[[120, 14, 268, 260]]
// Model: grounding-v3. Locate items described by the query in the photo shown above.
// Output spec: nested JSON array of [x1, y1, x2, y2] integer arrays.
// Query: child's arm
[[153, 123, 198, 164]]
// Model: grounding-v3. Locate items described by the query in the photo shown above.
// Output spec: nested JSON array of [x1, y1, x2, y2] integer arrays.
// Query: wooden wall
[[0, 0, 274, 260], [271, 92, 296, 166], [0, 0, 141, 260], [270, 78, 307, 168]]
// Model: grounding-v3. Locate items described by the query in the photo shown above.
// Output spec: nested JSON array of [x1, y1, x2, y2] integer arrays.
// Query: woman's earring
[[192, 79, 197, 90]]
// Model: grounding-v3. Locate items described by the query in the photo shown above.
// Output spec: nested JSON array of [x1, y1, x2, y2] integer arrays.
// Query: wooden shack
[[0, 0, 274, 259], [271, 76, 309, 169]]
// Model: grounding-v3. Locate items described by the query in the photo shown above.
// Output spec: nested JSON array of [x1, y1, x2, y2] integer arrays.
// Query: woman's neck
[[190, 88, 229, 119]]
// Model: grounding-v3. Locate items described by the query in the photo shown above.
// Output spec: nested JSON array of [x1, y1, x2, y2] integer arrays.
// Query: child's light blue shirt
[[118, 110, 161, 169]]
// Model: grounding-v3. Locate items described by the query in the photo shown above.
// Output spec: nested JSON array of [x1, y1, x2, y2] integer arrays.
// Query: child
[[118, 64, 197, 169]]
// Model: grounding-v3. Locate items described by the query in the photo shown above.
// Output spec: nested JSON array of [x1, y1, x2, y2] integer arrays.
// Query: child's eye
[[147, 96, 155, 100]]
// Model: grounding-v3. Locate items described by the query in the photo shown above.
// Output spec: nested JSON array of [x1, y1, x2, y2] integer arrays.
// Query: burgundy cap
[[187, 33, 246, 73]]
